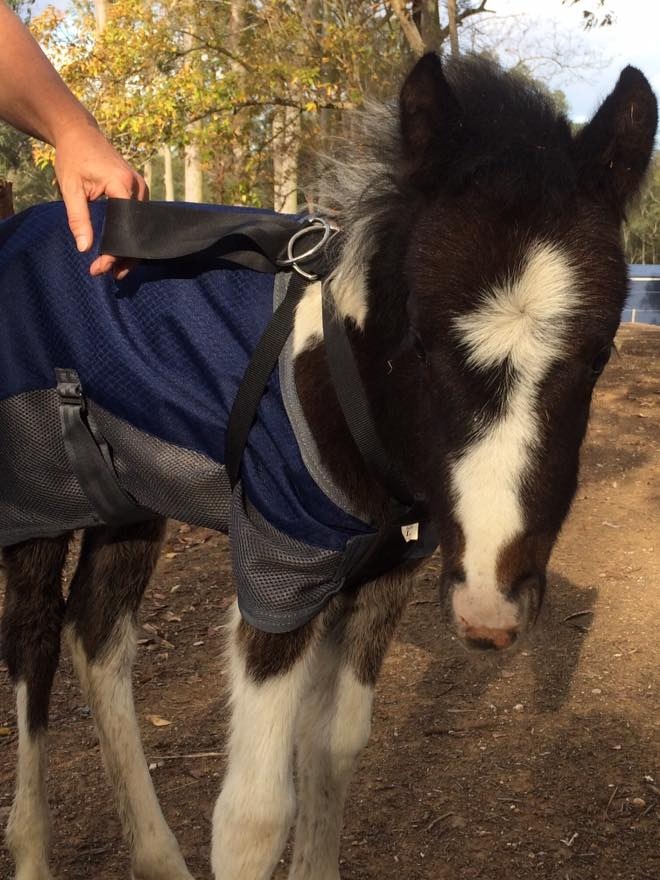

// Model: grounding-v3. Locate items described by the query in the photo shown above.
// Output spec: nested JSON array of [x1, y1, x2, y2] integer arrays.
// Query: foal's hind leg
[[288, 574, 413, 880], [1, 535, 70, 880], [64, 520, 194, 880], [211, 605, 319, 880]]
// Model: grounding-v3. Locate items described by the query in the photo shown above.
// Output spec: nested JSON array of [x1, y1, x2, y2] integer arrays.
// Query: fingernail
[[76, 235, 89, 252]]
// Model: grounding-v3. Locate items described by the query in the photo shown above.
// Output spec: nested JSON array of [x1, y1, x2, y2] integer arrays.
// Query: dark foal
[[2, 54, 656, 880]]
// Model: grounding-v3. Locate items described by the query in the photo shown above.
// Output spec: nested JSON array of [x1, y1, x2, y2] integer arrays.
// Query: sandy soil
[[0, 324, 658, 880]]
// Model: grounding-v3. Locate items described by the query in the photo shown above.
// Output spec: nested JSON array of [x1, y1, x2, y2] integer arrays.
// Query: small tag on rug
[[401, 522, 419, 543]]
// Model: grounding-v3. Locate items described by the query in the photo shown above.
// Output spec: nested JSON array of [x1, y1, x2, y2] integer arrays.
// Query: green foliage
[[0, 0, 57, 212], [8, 0, 655, 254], [30, 0, 409, 205], [0, 122, 57, 210]]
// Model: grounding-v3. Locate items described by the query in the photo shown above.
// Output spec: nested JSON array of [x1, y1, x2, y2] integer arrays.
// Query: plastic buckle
[[276, 216, 339, 281], [55, 369, 84, 409]]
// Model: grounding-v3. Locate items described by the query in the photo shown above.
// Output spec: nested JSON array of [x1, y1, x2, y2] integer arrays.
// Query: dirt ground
[[0, 324, 658, 880]]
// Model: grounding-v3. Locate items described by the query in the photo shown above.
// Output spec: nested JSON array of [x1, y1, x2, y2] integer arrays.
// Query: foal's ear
[[574, 66, 657, 215], [400, 52, 463, 166]]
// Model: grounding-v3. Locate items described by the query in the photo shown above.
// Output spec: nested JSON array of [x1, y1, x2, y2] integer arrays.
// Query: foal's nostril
[[463, 625, 518, 651]]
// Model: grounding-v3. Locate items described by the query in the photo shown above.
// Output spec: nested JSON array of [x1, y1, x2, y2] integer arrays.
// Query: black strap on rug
[[321, 288, 428, 526], [101, 198, 328, 274], [55, 368, 155, 526], [225, 273, 308, 489]]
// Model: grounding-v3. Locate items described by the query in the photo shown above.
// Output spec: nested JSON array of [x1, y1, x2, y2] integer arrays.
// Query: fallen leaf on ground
[[145, 714, 172, 728]]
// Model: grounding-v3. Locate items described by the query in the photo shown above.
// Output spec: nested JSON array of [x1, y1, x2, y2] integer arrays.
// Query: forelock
[[453, 242, 578, 382]]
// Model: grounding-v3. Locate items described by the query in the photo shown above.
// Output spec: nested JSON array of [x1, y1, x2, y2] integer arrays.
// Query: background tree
[[563, 0, 614, 29], [0, 0, 57, 213], [624, 156, 660, 264], [11, 0, 657, 264]]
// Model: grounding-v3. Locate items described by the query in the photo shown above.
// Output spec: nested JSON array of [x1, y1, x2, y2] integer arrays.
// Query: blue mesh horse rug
[[0, 200, 435, 631]]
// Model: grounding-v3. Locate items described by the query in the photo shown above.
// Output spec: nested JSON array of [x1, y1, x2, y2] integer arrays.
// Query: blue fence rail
[[623, 264, 660, 325]]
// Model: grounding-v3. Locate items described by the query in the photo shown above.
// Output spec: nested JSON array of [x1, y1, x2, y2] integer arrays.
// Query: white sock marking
[[67, 620, 192, 880], [5, 682, 54, 880], [211, 604, 312, 880], [290, 647, 373, 880]]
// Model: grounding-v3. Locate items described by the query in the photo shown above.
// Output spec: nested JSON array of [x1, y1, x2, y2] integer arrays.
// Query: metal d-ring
[[277, 216, 338, 281]]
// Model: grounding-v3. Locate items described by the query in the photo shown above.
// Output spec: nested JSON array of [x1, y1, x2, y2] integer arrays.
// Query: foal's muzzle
[[442, 573, 544, 653]]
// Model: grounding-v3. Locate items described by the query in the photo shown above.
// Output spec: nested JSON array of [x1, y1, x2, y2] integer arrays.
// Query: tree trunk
[[184, 135, 203, 202], [143, 158, 153, 194], [227, 0, 246, 196], [420, 0, 442, 52], [272, 105, 300, 213], [183, 28, 203, 202], [390, 0, 425, 57], [0, 179, 14, 219], [271, 0, 322, 211], [447, 0, 460, 56], [93, 0, 108, 34], [162, 145, 174, 201]]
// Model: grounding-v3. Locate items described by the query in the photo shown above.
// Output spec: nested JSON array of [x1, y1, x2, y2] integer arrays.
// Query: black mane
[[320, 55, 577, 244]]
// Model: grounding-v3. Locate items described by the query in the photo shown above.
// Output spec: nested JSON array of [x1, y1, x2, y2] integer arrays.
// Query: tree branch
[[389, 0, 425, 57], [390, 0, 494, 57], [185, 98, 357, 126], [175, 29, 256, 73]]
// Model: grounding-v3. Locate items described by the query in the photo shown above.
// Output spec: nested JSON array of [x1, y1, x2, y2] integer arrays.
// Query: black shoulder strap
[[225, 273, 308, 488], [321, 287, 427, 524]]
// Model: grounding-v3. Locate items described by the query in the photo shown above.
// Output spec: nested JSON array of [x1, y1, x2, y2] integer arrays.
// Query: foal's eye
[[590, 346, 612, 379], [411, 330, 428, 363], [413, 334, 428, 361]]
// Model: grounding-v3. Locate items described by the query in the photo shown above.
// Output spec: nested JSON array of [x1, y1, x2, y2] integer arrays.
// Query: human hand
[[54, 119, 148, 278]]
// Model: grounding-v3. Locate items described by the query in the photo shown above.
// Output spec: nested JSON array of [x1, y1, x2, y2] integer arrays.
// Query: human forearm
[[0, 1, 149, 277], [0, 2, 95, 145]]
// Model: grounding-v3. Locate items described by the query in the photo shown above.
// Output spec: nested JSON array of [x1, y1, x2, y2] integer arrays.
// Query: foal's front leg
[[211, 606, 318, 880], [2, 535, 69, 880], [64, 520, 194, 880], [288, 574, 414, 880], [288, 641, 373, 880]]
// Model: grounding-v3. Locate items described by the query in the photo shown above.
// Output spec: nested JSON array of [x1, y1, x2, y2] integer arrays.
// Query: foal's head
[[326, 55, 657, 651]]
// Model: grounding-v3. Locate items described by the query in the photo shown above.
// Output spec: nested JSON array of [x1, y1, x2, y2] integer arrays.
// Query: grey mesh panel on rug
[[89, 404, 232, 532], [0, 389, 97, 544], [0, 392, 347, 632], [230, 489, 345, 633]]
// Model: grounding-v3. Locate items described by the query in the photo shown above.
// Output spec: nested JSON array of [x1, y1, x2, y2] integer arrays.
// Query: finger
[[90, 253, 117, 276], [62, 185, 94, 252], [103, 178, 133, 201], [90, 255, 137, 279], [136, 175, 149, 201], [114, 258, 138, 278]]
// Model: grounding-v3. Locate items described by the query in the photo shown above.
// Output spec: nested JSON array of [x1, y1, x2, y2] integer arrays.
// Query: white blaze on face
[[450, 242, 576, 630]]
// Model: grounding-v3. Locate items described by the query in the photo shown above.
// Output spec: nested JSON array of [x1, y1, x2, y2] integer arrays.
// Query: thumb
[[62, 185, 94, 252]]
